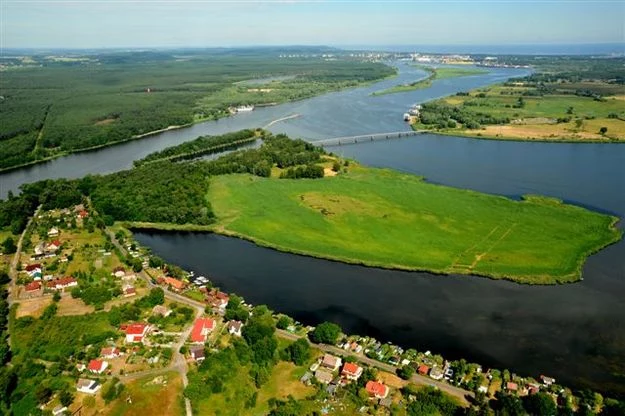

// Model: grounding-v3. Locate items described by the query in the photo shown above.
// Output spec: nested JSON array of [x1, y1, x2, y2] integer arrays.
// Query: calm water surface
[[2, 63, 624, 395]]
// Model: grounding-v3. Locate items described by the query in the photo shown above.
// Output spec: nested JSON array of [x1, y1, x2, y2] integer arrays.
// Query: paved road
[[276, 329, 473, 406]]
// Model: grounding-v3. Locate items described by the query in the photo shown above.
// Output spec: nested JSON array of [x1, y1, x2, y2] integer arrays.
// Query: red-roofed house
[[341, 362, 363, 381], [164, 277, 185, 291], [417, 365, 430, 376], [78, 210, 89, 219], [25, 281, 42, 293], [24, 264, 42, 277], [46, 240, 61, 253], [189, 317, 216, 344], [100, 347, 121, 359], [124, 323, 150, 343], [88, 359, 108, 374], [506, 382, 519, 392], [366, 380, 389, 399], [46, 277, 78, 291], [123, 286, 136, 297]]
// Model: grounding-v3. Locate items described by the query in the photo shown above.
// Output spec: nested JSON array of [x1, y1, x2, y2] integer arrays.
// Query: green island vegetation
[[372, 65, 488, 96], [411, 57, 625, 142], [134, 129, 262, 167], [1, 132, 619, 285], [0, 47, 394, 171]]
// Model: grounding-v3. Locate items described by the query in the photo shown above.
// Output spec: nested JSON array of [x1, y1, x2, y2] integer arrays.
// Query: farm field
[[207, 165, 621, 284]]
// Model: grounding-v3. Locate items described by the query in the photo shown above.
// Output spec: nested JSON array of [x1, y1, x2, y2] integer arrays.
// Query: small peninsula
[[372, 65, 488, 96]]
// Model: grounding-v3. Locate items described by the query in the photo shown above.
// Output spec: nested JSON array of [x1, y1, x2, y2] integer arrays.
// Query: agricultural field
[[0, 49, 394, 170], [207, 164, 621, 284], [372, 65, 488, 96]]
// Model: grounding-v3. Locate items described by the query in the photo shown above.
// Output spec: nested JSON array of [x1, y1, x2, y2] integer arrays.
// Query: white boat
[[236, 105, 254, 112]]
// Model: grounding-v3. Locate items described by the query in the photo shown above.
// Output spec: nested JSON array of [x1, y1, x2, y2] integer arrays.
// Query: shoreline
[[125, 209, 622, 286]]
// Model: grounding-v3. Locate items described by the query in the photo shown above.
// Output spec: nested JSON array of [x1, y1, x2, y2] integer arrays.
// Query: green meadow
[[208, 165, 621, 284]]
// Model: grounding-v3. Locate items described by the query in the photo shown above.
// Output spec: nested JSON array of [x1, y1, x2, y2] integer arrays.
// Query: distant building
[[101, 347, 121, 359], [321, 354, 342, 372], [152, 305, 172, 317], [314, 369, 334, 384], [123, 323, 150, 343], [87, 359, 108, 374], [190, 346, 205, 362], [76, 378, 101, 394], [341, 362, 363, 381], [227, 320, 243, 337], [189, 317, 216, 344]]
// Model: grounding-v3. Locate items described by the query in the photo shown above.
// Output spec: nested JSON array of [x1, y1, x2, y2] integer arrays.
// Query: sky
[[1, 0, 624, 49]]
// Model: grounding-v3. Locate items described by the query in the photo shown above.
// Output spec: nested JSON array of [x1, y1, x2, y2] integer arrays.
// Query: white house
[[76, 378, 101, 394]]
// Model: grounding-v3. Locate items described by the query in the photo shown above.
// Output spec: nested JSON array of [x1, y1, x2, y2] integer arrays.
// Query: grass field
[[415, 83, 625, 142], [372, 66, 488, 96], [207, 165, 621, 284], [105, 372, 185, 416]]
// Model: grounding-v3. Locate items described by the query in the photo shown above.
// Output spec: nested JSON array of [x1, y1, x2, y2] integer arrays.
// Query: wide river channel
[[2, 63, 624, 396]]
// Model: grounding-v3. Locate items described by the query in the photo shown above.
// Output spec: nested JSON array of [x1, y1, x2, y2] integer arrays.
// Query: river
[[2, 63, 624, 395]]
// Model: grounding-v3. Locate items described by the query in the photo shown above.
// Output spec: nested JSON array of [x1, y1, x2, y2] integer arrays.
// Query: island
[[371, 65, 488, 96]]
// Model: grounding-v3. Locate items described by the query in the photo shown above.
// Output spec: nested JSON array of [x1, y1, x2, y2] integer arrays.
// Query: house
[[164, 277, 185, 291], [190, 345, 205, 362], [76, 363, 86, 372], [206, 290, 229, 311], [123, 286, 136, 297], [46, 240, 61, 253], [34, 242, 46, 256], [100, 347, 121, 359], [417, 365, 430, 376], [152, 305, 172, 317], [24, 281, 42, 293], [124, 323, 150, 343], [341, 362, 363, 381], [506, 382, 519, 392], [74, 204, 85, 213], [429, 367, 444, 380], [76, 378, 100, 394], [189, 317, 216, 344], [314, 369, 334, 384], [321, 354, 342, 371], [25, 263, 42, 277], [78, 210, 89, 219], [478, 385, 489, 394], [48, 227, 59, 237], [112, 267, 126, 278], [227, 320, 243, 337], [46, 277, 78, 291], [366, 380, 389, 399], [88, 359, 108, 374], [540, 375, 556, 386]]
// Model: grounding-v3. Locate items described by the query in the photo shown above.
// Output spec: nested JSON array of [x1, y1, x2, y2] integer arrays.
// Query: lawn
[[207, 165, 621, 284]]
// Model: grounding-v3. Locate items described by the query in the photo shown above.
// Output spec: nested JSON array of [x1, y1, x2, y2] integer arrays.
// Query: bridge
[[309, 130, 427, 147]]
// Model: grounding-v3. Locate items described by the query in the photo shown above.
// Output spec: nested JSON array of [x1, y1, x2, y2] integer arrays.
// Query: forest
[[0, 49, 394, 170], [0, 133, 327, 230], [135, 129, 261, 166]]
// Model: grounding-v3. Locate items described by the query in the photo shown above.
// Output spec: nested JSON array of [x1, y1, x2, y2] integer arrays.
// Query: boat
[[235, 105, 254, 113]]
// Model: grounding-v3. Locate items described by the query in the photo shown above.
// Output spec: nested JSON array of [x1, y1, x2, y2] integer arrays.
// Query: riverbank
[[203, 164, 621, 285]]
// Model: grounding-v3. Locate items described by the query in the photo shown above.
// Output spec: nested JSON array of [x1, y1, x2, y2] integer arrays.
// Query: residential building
[[190, 346, 205, 362], [48, 227, 59, 237], [315, 369, 334, 384], [24, 281, 42, 293], [321, 354, 342, 371], [417, 365, 430, 376], [87, 359, 108, 374], [341, 362, 363, 381], [123, 323, 150, 343], [46, 277, 78, 291], [227, 320, 242, 337], [366, 380, 389, 399], [189, 317, 216, 344], [164, 277, 185, 291], [100, 347, 121, 359], [123, 286, 136, 297], [76, 379, 101, 394]]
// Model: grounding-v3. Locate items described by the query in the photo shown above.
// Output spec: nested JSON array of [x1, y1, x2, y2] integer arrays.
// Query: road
[[8, 205, 41, 307], [276, 329, 473, 406]]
